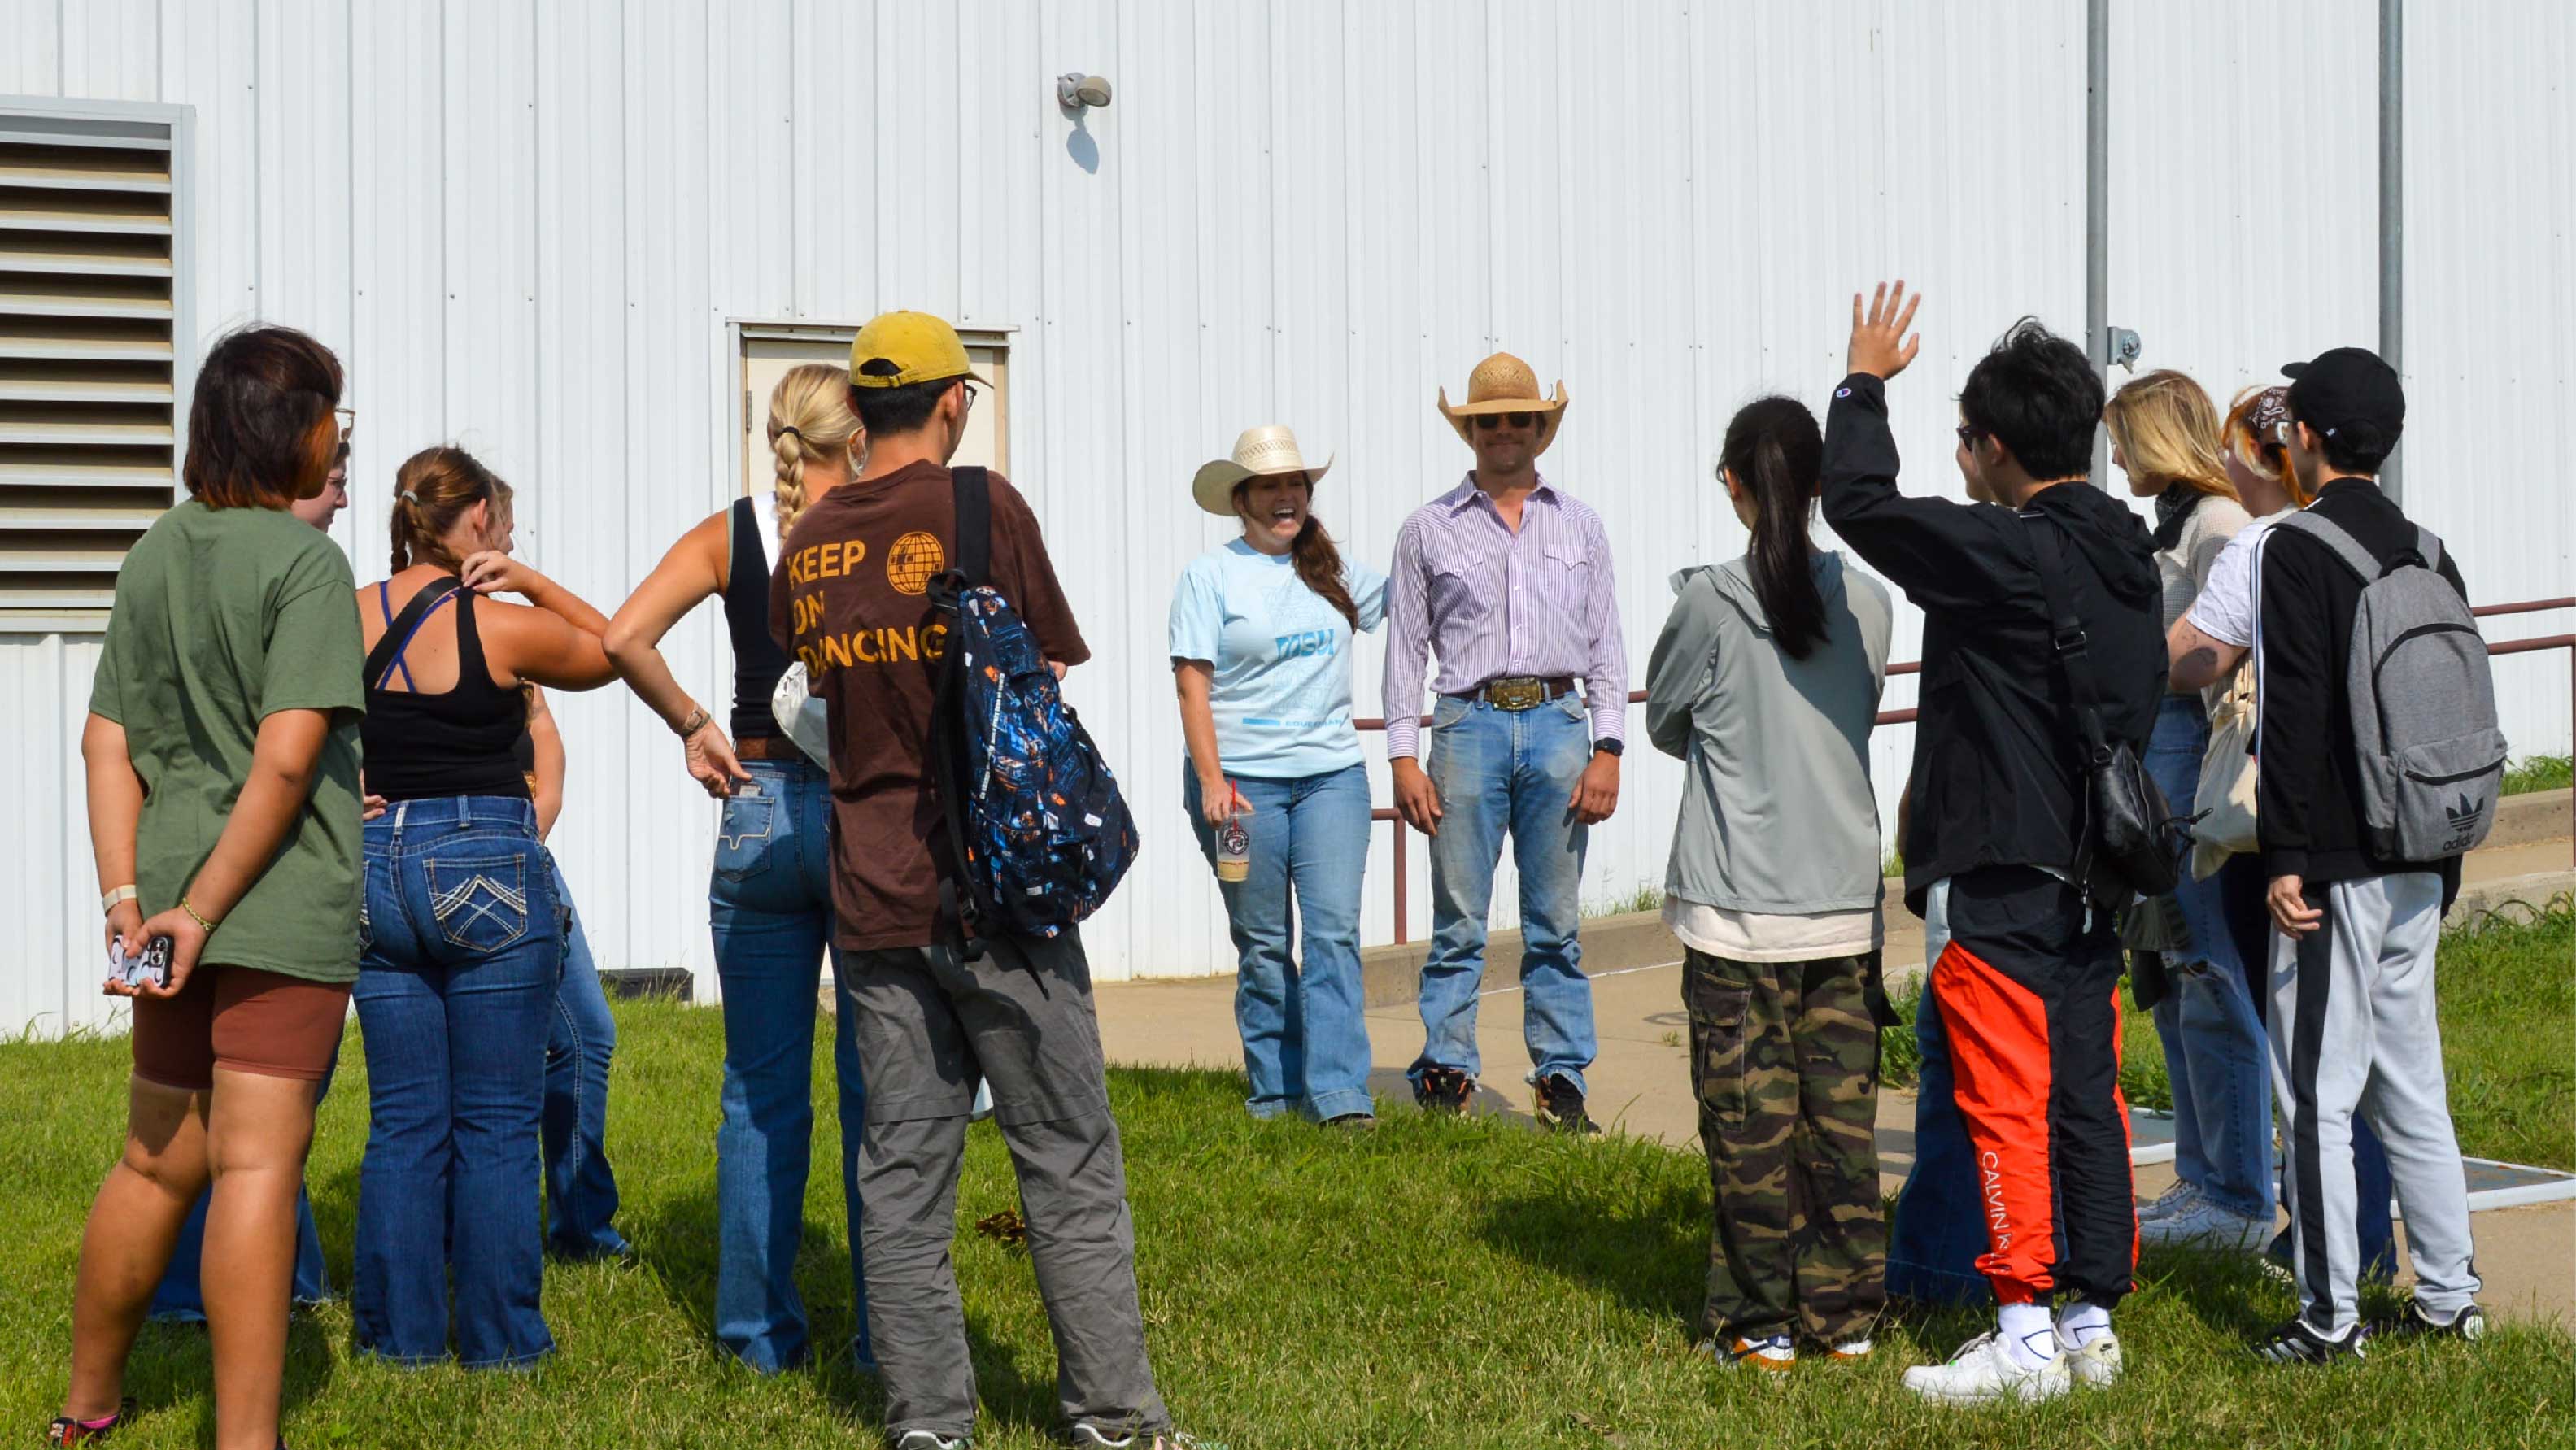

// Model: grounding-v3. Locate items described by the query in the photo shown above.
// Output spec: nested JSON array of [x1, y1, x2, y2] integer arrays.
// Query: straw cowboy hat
[[1438, 351, 1568, 454], [1191, 425, 1334, 516]]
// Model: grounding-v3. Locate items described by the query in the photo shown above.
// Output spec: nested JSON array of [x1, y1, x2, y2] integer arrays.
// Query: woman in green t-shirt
[[58, 325, 364, 1450]]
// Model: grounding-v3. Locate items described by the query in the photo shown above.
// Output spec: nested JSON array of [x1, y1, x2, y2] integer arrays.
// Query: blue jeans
[[149, 1054, 336, 1322], [543, 853, 626, 1259], [352, 795, 560, 1369], [1182, 762, 1376, 1121], [1888, 941, 1992, 1307], [2143, 697, 2273, 1220], [1412, 692, 1597, 1094], [709, 758, 871, 1374]]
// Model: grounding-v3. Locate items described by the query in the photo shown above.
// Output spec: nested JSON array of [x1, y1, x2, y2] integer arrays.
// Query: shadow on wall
[[1066, 116, 1100, 174]]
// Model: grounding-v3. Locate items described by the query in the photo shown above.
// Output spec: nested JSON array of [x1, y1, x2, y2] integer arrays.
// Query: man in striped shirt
[[1384, 351, 1627, 1134]]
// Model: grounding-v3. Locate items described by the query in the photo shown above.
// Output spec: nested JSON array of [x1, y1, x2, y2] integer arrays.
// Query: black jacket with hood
[[1820, 372, 2165, 912]]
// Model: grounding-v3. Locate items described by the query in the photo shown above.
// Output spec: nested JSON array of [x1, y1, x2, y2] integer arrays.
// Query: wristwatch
[[1593, 738, 1624, 759]]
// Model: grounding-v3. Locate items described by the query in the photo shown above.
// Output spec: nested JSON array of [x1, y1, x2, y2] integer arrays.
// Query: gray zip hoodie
[[1644, 551, 1894, 915]]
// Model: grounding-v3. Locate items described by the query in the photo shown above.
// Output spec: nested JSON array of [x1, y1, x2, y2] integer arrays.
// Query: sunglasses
[[1472, 412, 1536, 430], [1954, 423, 1984, 449]]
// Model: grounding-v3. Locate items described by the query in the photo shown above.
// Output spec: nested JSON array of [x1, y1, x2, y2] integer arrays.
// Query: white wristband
[[102, 884, 138, 915]]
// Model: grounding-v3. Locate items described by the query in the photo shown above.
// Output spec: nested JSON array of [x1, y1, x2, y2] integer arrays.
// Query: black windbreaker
[[1820, 373, 2165, 913]]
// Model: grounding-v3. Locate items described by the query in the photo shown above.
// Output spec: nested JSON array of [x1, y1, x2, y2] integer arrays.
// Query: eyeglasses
[[958, 381, 980, 412], [1955, 423, 1984, 449], [335, 406, 357, 442], [1473, 412, 1536, 430]]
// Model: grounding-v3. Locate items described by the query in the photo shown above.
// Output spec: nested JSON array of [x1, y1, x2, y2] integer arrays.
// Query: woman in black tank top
[[598, 363, 879, 1372], [347, 447, 619, 1371]]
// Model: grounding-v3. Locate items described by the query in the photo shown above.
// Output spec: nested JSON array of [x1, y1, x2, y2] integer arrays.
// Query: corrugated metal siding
[[2, 0, 2567, 1034]]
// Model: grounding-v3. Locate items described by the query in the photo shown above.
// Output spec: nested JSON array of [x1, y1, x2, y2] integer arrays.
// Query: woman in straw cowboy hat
[[1169, 425, 1388, 1129]]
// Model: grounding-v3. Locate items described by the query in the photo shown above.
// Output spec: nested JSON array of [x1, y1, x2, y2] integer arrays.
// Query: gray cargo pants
[[2269, 872, 2482, 1339], [841, 929, 1169, 1443]]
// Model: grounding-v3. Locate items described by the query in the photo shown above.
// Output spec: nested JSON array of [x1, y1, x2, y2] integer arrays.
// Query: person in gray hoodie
[[1645, 394, 1894, 1372]]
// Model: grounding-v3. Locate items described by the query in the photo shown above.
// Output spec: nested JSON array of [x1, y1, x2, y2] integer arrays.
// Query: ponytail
[[1236, 478, 1358, 629], [1720, 395, 1828, 660], [389, 446, 504, 574]]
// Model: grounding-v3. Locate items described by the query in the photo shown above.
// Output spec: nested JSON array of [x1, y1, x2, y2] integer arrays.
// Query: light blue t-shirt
[[1168, 539, 1388, 780]]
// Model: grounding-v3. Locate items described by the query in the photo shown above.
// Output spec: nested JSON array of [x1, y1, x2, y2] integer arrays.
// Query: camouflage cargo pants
[[1684, 948, 1887, 1344]]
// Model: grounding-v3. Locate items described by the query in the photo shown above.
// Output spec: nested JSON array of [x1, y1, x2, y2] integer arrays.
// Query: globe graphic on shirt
[[886, 531, 945, 595]]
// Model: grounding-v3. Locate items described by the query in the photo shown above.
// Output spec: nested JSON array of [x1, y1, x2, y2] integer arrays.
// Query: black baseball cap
[[2281, 346, 2404, 442]]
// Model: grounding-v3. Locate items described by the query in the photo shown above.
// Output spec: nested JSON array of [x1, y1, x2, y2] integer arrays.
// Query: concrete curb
[[1358, 834, 2571, 1010]]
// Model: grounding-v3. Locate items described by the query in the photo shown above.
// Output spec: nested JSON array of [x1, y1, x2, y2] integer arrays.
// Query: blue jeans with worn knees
[[150, 1052, 338, 1322], [543, 852, 627, 1258], [1888, 960, 1993, 1308], [2142, 698, 2273, 1221], [1413, 693, 1598, 1095], [1182, 762, 1377, 1122], [709, 758, 873, 1374], [352, 795, 560, 1369]]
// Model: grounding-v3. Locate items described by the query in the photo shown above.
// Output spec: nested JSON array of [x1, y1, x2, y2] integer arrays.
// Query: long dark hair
[[1720, 395, 1828, 660], [1235, 477, 1358, 629]]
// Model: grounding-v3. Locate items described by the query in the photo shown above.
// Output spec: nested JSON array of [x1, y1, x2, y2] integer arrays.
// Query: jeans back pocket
[[713, 787, 778, 882], [424, 852, 531, 954]]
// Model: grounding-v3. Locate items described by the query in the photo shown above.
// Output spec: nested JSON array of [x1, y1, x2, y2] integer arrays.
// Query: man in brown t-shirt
[[768, 311, 1179, 1449]]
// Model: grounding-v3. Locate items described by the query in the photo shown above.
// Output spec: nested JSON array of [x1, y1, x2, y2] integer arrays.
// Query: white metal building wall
[[2, 0, 2568, 1039]]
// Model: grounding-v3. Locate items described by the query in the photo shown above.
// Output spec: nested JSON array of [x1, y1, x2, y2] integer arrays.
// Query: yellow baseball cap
[[848, 310, 992, 390]]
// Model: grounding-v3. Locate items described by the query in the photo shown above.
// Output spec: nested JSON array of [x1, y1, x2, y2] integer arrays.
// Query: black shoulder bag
[[2020, 511, 2181, 905]]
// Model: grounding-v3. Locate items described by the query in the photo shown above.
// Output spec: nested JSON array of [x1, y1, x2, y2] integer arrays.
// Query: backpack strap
[[2414, 525, 2443, 573], [2017, 510, 2113, 765], [930, 465, 1000, 961], [363, 577, 465, 692], [951, 464, 992, 586], [2277, 509, 2390, 582]]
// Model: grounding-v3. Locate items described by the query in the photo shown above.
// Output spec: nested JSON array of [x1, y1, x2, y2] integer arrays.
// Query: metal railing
[[1354, 597, 2575, 944]]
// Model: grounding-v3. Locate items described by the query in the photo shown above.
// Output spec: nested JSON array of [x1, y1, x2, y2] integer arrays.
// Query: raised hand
[[1847, 280, 1924, 381], [458, 549, 542, 598]]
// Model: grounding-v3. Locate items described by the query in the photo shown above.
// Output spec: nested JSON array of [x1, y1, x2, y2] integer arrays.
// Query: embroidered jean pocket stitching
[[425, 854, 530, 954], [713, 792, 778, 882]]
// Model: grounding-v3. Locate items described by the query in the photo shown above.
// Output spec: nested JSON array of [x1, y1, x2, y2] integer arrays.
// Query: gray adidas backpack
[[2276, 512, 2507, 860]]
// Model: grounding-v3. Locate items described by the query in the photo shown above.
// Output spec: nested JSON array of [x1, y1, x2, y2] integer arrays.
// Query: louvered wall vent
[[0, 101, 192, 630]]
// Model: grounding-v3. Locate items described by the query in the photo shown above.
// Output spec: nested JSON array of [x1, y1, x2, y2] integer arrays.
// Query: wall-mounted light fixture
[[1057, 73, 1113, 111]]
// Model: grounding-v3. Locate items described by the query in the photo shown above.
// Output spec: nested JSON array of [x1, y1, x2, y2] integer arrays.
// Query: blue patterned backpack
[[928, 467, 1140, 958]]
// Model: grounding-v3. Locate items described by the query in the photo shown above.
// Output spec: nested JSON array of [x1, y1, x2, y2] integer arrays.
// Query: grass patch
[[2501, 753, 2571, 796], [2110, 899, 2574, 1169], [1586, 881, 1664, 918], [4, 991, 2572, 1448]]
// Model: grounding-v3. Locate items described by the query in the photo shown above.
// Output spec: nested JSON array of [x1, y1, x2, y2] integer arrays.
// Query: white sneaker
[[2138, 1180, 2200, 1223], [2140, 1198, 2271, 1251], [1700, 1334, 1796, 1372], [1903, 1331, 2072, 1405], [895, 1433, 970, 1450], [2058, 1326, 2124, 1388]]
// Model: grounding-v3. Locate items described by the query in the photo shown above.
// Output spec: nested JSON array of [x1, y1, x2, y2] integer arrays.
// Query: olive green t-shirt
[[89, 501, 367, 984]]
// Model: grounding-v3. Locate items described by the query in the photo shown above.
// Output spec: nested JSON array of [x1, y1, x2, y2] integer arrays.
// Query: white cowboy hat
[[1437, 351, 1568, 455], [1191, 425, 1334, 516]]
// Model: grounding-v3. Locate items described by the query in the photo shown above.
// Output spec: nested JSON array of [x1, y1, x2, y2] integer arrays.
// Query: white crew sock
[[2058, 1299, 2114, 1347], [1998, 1301, 2057, 1369]]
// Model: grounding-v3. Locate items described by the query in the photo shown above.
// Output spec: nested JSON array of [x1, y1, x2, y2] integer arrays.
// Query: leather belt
[[731, 734, 804, 761], [1455, 676, 1578, 711]]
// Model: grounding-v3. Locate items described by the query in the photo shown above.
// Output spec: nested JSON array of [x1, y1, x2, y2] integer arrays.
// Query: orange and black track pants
[[1929, 866, 2138, 1308]]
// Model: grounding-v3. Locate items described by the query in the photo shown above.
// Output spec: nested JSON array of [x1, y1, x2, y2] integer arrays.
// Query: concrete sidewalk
[[1094, 796, 2576, 1328]]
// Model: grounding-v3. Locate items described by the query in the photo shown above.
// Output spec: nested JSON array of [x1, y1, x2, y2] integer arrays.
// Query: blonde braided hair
[[766, 363, 861, 535]]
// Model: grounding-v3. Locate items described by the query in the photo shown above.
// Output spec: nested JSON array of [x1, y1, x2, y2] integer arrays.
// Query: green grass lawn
[[2502, 753, 2572, 796], [6, 928, 2573, 1448]]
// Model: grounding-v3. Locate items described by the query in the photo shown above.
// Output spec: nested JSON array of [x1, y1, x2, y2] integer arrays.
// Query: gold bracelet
[[177, 895, 218, 933]]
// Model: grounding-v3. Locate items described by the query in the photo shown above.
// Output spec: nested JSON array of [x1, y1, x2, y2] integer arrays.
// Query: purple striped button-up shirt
[[1381, 473, 1627, 759]]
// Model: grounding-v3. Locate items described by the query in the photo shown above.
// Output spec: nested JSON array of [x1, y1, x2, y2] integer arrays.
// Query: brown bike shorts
[[131, 964, 350, 1091]]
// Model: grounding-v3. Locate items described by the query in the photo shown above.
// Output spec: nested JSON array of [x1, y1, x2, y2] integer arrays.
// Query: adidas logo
[[2446, 795, 2487, 832]]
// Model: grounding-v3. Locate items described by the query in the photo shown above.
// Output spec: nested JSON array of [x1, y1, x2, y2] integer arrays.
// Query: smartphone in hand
[[109, 934, 174, 991]]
